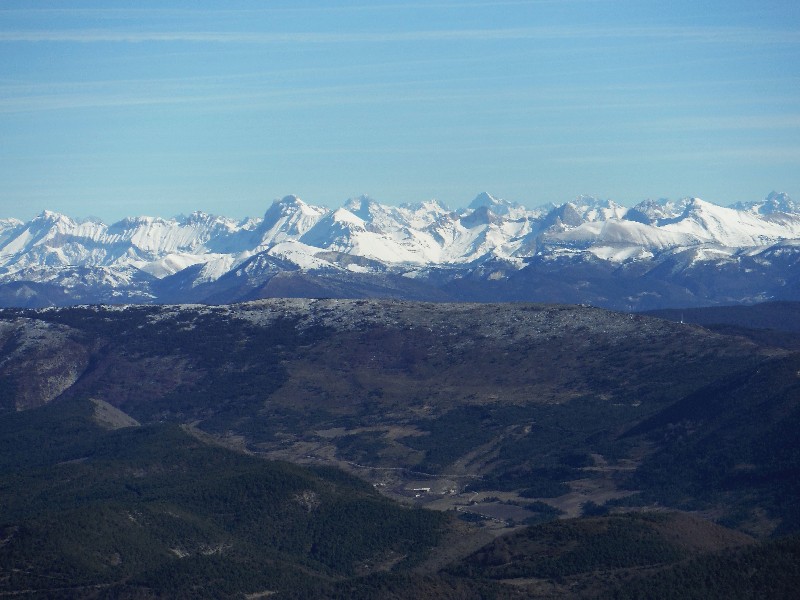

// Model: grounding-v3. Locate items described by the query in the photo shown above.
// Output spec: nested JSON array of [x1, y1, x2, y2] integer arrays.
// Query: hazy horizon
[[1, 188, 794, 226]]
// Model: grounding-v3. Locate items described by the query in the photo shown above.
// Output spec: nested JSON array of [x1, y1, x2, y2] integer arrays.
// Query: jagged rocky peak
[[468, 192, 521, 215], [469, 191, 500, 209], [765, 190, 795, 210], [298, 207, 367, 248], [262, 195, 320, 223], [394, 198, 451, 230], [682, 197, 705, 211], [541, 202, 584, 230], [630, 197, 694, 224], [37, 209, 63, 220], [274, 194, 307, 211], [671, 197, 728, 223], [569, 195, 628, 221], [111, 214, 170, 229], [681, 197, 745, 220], [344, 194, 374, 209], [0, 218, 24, 246], [572, 194, 607, 208], [400, 198, 449, 212], [343, 195, 382, 221], [180, 211, 216, 225], [731, 191, 797, 215], [2, 189, 800, 310], [25, 210, 94, 238], [255, 195, 329, 245], [329, 207, 366, 227], [623, 207, 652, 225], [35, 209, 75, 226], [105, 215, 151, 235], [460, 204, 503, 228]]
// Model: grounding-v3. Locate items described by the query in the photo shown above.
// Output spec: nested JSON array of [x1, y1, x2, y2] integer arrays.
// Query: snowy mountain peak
[[257, 195, 328, 245], [572, 194, 606, 207], [0, 217, 23, 230], [731, 191, 797, 215], [468, 192, 521, 215], [400, 198, 449, 213], [682, 197, 706, 212], [115, 215, 170, 227], [262, 195, 319, 218], [469, 192, 500, 209], [767, 190, 790, 201], [274, 195, 310, 211], [343, 195, 381, 221], [675, 197, 735, 223], [330, 207, 366, 227], [461, 205, 502, 228], [35, 209, 74, 225], [0, 218, 24, 247], [181, 211, 214, 224], [541, 202, 584, 230], [630, 198, 694, 224], [3, 190, 800, 309], [763, 191, 797, 215], [298, 207, 370, 250], [263, 195, 325, 221], [569, 196, 628, 222]]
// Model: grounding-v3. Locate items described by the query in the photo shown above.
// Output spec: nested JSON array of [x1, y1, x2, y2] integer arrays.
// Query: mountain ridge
[[2, 191, 799, 309]]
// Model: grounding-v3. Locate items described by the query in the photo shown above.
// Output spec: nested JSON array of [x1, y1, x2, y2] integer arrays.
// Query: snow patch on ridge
[[1, 191, 798, 295]]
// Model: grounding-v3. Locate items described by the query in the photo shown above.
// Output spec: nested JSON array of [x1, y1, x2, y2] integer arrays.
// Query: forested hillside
[[1, 300, 799, 597]]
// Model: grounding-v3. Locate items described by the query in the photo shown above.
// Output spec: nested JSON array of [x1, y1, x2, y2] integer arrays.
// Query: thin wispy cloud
[[646, 115, 800, 132], [3, 70, 794, 116], [1, 1, 797, 219], [0, 73, 508, 114], [555, 146, 800, 165], [0, 2, 604, 18], [2, 26, 799, 45]]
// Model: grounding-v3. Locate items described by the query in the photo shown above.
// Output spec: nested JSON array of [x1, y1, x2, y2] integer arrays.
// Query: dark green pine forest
[[1, 299, 799, 598]]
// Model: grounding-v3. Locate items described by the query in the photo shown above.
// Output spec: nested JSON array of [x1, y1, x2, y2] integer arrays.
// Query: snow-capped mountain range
[[1, 191, 799, 309]]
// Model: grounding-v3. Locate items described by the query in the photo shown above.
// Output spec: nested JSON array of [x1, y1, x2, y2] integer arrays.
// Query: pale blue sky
[[1, 0, 799, 222]]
